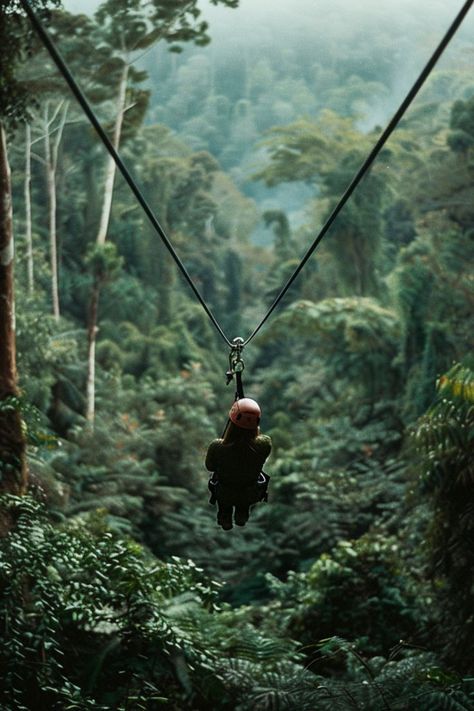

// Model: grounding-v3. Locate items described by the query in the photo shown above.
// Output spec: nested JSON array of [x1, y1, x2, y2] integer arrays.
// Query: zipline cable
[[242, 0, 474, 346], [20, 0, 474, 353], [19, 0, 233, 348]]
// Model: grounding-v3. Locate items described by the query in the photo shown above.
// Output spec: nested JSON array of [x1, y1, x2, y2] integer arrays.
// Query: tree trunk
[[0, 123, 28, 532], [86, 61, 129, 425], [43, 101, 69, 320], [86, 282, 100, 426], [24, 123, 34, 294], [46, 159, 60, 319], [96, 61, 129, 246]]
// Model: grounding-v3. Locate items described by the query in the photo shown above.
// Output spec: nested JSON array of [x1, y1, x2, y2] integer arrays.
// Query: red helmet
[[229, 398, 261, 430]]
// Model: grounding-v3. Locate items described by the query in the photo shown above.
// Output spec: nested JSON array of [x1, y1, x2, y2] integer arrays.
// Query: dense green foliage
[[1, 0, 474, 707]]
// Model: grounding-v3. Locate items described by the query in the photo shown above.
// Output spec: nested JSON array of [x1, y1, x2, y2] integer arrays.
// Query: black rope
[[235, 370, 244, 400], [19, 0, 233, 348], [243, 0, 474, 346], [220, 372, 244, 438]]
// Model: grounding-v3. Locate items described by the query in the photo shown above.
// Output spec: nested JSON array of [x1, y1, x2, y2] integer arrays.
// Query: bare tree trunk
[[96, 61, 129, 246], [43, 101, 69, 321], [44, 103, 59, 320], [46, 160, 60, 319], [86, 61, 129, 425], [0, 123, 27, 533], [86, 282, 100, 425], [24, 123, 34, 294]]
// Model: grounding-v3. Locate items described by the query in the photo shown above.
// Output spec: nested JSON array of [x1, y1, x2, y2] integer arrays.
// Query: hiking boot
[[217, 515, 233, 530]]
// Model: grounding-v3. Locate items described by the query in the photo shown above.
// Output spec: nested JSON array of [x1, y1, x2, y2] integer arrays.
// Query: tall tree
[[84, 243, 123, 424], [23, 123, 34, 293], [0, 0, 59, 530], [31, 100, 69, 319], [0, 127, 27, 507]]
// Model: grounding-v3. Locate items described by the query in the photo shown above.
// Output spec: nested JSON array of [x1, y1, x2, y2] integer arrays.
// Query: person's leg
[[234, 504, 250, 526], [217, 503, 233, 530]]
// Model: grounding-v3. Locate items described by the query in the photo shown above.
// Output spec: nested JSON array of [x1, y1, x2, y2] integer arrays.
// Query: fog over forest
[[64, 0, 474, 110], [64, 0, 474, 98], [62, 0, 474, 241]]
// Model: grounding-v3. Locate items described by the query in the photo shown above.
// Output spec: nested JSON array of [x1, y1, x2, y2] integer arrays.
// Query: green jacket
[[205, 435, 272, 488]]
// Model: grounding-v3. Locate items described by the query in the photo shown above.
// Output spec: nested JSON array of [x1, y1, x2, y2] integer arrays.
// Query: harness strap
[[235, 370, 244, 400], [208, 470, 270, 505]]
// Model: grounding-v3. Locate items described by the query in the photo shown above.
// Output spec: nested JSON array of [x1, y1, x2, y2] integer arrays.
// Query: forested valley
[[1, 0, 473, 708]]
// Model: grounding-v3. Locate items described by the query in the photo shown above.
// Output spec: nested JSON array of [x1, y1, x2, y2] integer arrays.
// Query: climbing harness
[[208, 470, 270, 506], [19, 0, 474, 353]]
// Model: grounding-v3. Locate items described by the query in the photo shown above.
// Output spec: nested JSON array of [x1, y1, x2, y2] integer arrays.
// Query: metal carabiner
[[226, 336, 245, 384]]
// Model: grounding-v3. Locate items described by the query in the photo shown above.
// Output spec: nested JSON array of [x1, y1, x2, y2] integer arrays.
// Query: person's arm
[[205, 439, 223, 471], [256, 434, 272, 460]]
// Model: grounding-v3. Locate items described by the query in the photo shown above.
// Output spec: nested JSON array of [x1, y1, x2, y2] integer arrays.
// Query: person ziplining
[[18, 0, 474, 529], [205, 337, 272, 530], [206, 398, 271, 530]]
